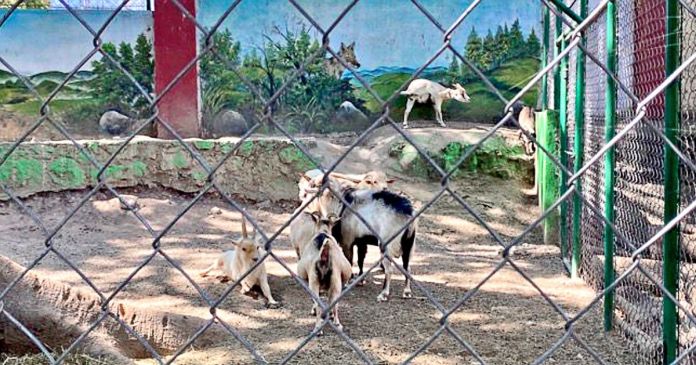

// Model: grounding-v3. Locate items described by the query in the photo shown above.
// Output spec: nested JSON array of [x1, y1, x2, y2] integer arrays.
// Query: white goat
[[400, 79, 471, 129], [335, 189, 417, 302], [297, 212, 352, 334], [200, 217, 279, 308], [518, 106, 536, 155]]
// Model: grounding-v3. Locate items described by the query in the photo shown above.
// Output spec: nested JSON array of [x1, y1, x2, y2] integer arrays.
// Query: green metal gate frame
[[540, 0, 683, 362]]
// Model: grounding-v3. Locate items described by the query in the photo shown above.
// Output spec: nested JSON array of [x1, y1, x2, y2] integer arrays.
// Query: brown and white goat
[[200, 218, 279, 308], [297, 212, 352, 334]]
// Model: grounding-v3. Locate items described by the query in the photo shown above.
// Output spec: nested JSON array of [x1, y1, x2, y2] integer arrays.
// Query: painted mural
[[0, 0, 540, 139]]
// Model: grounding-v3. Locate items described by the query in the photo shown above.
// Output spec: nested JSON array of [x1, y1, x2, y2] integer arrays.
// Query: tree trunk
[[0, 255, 228, 363]]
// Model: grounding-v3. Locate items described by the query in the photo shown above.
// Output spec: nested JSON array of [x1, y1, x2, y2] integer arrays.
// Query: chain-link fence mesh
[[3, 0, 696, 363]]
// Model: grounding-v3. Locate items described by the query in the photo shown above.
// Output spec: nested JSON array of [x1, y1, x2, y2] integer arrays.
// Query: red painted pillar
[[153, 0, 201, 139]]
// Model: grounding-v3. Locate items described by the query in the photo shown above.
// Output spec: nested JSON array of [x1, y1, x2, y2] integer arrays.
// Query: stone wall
[[0, 136, 317, 202]]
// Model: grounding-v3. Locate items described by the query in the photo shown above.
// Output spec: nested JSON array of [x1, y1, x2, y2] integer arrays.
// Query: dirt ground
[[0, 124, 637, 364]]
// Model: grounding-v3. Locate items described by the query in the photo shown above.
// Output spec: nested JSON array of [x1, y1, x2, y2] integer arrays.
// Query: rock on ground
[[207, 110, 248, 138], [99, 110, 135, 136]]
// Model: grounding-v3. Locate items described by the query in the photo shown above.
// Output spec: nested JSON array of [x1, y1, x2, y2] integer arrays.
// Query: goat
[[333, 189, 417, 302], [518, 106, 536, 155], [297, 212, 352, 334], [400, 79, 471, 129], [199, 217, 279, 308], [297, 169, 395, 203], [292, 170, 395, 259]]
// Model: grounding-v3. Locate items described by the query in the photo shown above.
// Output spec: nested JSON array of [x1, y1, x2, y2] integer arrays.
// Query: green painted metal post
[[571, 0, 588, 279], [663, 0, 681, 361], [603, 0, 617, 332], [554, 6, 562, 110], [541, 6, 550, 109], [559, 34, 569, 260]]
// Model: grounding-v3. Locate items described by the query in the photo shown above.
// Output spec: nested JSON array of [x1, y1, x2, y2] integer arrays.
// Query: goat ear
[[340, 42, 346, 49], [349, 41, 355, 48], [454, 83, 462, 89], [438, 89, 452, 98]]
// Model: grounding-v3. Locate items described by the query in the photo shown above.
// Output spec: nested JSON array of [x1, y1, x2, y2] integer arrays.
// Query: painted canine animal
[[324, 42, 361, 78]]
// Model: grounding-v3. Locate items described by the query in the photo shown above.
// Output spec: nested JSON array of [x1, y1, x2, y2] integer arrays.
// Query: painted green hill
[[355, 57, 540, 123]]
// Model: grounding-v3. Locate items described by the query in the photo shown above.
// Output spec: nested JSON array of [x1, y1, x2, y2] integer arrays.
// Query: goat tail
[[399, 90, 413, 96]]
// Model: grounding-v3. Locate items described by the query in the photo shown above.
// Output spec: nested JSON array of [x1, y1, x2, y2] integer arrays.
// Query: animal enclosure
[[0, 0, 695, 365]]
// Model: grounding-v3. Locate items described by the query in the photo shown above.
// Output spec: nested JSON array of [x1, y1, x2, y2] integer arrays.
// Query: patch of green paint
[[104, 165, 127, 179], [220, 142, 233, 155], [87, 142, 99, 152], [194, 140, 215, 150], [239, 141, 254, 157], [172, 151, 189, 169], [279, 146, 315, 170], [49, 157, 85, 187], [192, 171, 207, 181], [0, 158, 42, 186], [131, 160, 147, 177]]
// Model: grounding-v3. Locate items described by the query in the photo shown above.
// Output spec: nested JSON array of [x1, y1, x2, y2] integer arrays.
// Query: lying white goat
[[200, 217, 279, 308], [400, 79, 471, 129], [297, 212, 352, 334]]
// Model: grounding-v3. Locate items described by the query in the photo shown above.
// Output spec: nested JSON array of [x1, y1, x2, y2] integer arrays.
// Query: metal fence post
[[554, 5, 562, 110], [663, 0, 681, 361], [542, 5, 550, 109], [559, 33, 569, 261], [571, 0, 587, 279], [603, 0, 617, 332]]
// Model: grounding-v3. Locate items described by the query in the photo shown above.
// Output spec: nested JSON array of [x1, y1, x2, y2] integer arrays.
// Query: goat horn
[[328, 172, 363, 183], [241, 215, 248, 238]]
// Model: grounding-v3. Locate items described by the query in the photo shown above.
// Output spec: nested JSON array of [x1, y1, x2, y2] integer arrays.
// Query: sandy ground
[[0, 123, 638, 364], [0, 176, 636, 365]]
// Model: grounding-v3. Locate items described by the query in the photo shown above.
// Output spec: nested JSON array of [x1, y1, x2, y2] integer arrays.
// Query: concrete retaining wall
[[0, 136, 317, 202]]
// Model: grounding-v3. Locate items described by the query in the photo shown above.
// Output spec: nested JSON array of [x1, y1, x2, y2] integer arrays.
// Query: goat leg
[[377, 256, 391, 302]]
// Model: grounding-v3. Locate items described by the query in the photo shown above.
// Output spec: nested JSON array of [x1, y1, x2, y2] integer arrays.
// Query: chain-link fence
[[2, 0, 696, 363], [553, 0, 696, 363]]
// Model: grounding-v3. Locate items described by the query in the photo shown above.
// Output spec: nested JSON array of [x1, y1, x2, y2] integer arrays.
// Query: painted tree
[[465, 27, 484, 68], [481, 30, 497, 70], [90, 33, 154, 118], [494, 25, 510, 66], [446, 54, 461, 84], [526, 28, 541, 59], [508, 19, 526, 59], [0, 0, 47, 8]]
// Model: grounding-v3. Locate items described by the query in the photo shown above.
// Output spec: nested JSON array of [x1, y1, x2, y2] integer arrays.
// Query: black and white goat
[[333, 189, 417, 302]]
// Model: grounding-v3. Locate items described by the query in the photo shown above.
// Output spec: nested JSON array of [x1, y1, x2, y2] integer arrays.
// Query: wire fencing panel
[[2, 0, 696, 364], [679, 0, 696, 360], [578, 4, 607, 294]]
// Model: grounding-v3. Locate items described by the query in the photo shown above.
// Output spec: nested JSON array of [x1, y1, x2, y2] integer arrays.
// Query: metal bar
[[542, 5, 550, 108], [571, 0, 587, 279], [554, 5, 562, 110], [559, 35, 569, 259], [602, 0, 617, 332], [663, 0, 681, 361], [548, 0, 584, 23]]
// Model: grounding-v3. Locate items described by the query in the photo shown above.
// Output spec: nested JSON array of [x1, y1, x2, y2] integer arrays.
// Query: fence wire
[[2, 0, 696, 364]]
